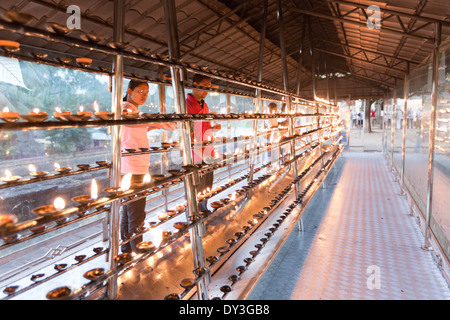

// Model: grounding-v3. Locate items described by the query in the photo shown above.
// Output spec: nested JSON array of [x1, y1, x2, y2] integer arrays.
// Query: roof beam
[[314, 37, 421, 65], [326, 0, 450, 26], [314, 47, 406, 74], [291, 7, 432, 41]]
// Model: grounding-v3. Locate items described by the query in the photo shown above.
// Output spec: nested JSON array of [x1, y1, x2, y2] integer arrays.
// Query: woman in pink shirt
[[120, 80, 176, 253]]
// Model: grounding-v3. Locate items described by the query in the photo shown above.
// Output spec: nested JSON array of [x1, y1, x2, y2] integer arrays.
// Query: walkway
[[248, 152, 450, 300]]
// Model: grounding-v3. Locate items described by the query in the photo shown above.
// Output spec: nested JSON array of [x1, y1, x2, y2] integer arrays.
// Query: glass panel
[[431, 41, 450, 260], [404, 62, 432, 215]]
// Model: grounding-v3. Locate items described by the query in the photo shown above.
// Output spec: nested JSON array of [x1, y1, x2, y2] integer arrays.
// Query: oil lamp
[[0, 107, 20, 122], [1, 170, 21, 183], [76, 57, 92, 68], [72, 179, 98, 205], [32, 197, 66, 216], [54, 163, 71, 174], [53, 107, 72, 120], [0, 213, 17, 232], [76, 105, 92, 119], [93, 101, 114, 120], [20, 108, 48, 122], [28, 164, 48, 178]]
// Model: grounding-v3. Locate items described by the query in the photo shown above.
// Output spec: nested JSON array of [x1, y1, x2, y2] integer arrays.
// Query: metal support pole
[[226, 93, 232, 180], [391, 80, 396, 178], [158, 68, 169, 210], [277, 0, 289, 93], [162, 0, 208, 299], [296, 16, 307, 96], [107, 0, 125, 300], [249, 0, 267, 183], [401, 63, 409, 195], [423, 22, 442, 250]]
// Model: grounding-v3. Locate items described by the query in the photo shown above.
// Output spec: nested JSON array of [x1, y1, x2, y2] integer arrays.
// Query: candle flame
[[143, 174, 151, 184], [120, 173, 132, 191], [91, 179, 98, 200], [54, 197, 65, 210], [28, 164, 36, 173], [151, 229, 163, 247], [3, 107, 9, 112]]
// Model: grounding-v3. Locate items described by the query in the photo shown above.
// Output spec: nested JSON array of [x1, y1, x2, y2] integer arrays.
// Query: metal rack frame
[[0, 0, 343, 300]]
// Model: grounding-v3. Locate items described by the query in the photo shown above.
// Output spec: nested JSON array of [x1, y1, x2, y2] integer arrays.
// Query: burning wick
[[91, 179, 98, 200], [32, 108, 40, 114], [1, 169, 20, 182], [120, 173, 132, 191], [54, 197, 66, 211], [143, 174, 151, 184], [28, 164, 36, 173]]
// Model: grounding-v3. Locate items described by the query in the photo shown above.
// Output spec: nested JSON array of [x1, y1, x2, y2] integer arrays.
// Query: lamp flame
[[55, 107, 61, 113], [93, 101, 99, 112], [32, 108, 40, 114], [54, 197, 65, 210], [151, 229, 163, 247], [3, 107, 9, 112], [28, 164, 36, 173], [5, 170, 11, 178], [79, 105, 84, 113], [91, 179, 98, 200], [120, 173, 132, 191], [54, 163, 60, 169], [143, 174, 151, 184]]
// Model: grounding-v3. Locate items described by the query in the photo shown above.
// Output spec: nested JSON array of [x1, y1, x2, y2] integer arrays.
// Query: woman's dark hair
[[123, 79, 148, 101], [192, 73, 211, 85]]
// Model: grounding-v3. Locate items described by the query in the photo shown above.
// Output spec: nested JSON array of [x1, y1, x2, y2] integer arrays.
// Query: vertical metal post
[[162, 0, 208, 299], [277, 0, 299, 195], [226, 93, 232, 180], [391, 80, 396, 174], [158, 68, 169, 211], [383, 94, 387, 154], [107, 0, 125, 300], [423, 22, 442, 250], [277, 0, 288, 92], [296, 15, 307, 96], [401, 63, 409, 194], [249, 0, 267, 183]]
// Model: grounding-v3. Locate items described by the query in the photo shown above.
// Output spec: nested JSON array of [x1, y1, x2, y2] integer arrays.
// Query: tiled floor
[[248, 152, 450, 300]]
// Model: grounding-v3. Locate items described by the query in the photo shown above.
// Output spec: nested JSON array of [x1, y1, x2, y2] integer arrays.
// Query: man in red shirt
[[186, 74, 221, 211]]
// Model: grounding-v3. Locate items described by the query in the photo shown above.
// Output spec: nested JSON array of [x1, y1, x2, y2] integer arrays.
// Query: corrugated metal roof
[[0, 0, 448, 99]]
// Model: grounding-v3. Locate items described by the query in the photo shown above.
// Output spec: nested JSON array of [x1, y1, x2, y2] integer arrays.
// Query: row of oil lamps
[[1, 142, 338, 299], [163, 146, 340, 300], [0, 104, 337, 124], [0, 153, 283, 299]]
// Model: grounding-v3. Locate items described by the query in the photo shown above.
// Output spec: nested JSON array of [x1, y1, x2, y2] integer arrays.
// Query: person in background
[[407, 108, 414, 129], [120, 79, 176, 253], [370, 108, 376, 128], [186, 74, 221, 212]]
